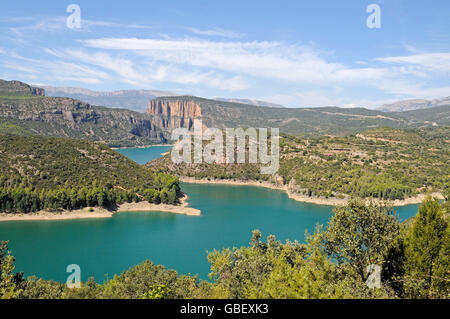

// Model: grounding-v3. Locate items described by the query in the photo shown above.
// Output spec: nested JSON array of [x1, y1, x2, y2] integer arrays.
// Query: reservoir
[[0, 146, 419, 282]]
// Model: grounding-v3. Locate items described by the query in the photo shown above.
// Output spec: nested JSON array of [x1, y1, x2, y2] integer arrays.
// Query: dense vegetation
[[148, 127, 450, 200], [1, 196, 448, 299], [0, 134, 180, 213]]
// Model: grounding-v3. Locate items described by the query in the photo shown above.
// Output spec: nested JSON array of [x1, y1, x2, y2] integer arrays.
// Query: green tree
[[324, 200, 400, 281], [246, 229, 352, 299], [140, 284, 170, 299], [0, 241, 22, 299], [404, 196, 448, 298]]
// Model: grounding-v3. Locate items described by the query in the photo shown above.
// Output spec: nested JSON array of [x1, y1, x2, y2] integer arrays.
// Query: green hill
[[0, 134, 180, 213]]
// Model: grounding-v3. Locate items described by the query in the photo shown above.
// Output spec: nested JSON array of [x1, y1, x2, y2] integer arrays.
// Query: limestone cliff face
[[148, 99, 202, 118]]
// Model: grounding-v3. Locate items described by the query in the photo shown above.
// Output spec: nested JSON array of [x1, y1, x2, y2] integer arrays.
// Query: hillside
[[0, 134, 180, 213], [0, 80, 167, 147], [147, 127, 450, 201], [148, 96, 450, 136]]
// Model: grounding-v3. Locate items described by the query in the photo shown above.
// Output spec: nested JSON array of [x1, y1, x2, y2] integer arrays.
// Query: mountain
[[0, 79, 168, 147], [42, 86, 179, 112], [214, 98, 285, 108], [2, 80, 449, 146], [147, 96, 450, 136], [379, 97, 450, 112]]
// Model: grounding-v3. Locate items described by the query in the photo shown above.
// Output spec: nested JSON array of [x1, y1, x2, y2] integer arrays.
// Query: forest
[[1, 196, 448, 299], [0, 134, 181, 213]]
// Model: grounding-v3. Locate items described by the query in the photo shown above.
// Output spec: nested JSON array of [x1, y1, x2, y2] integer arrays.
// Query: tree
[[324, 200, 400, 281], [404, 196, 448, 298], [0, 241, 22, 299], [246, 228, 352, 299], [207, 230, 306, 299], [431, 226, 449, 297], [140, 284, 170, 299]]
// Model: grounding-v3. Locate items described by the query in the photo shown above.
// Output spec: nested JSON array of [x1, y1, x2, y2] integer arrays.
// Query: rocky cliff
[[148, 98, 202, 118], [147, 98, 202, 130]]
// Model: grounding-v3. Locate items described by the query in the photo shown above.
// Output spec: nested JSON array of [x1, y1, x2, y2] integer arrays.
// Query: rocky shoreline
[[179, 177, 443, 207]]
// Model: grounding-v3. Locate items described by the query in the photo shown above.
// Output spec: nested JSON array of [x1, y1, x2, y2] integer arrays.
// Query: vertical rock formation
[[148, 99, 202, 118], [147, 98, 202, 130]]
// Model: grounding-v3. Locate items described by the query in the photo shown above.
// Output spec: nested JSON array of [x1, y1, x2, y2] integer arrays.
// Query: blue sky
[[1, 0, 449, 108]]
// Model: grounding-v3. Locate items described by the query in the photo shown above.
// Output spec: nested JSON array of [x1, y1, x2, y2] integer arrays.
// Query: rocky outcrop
[[0, 94, 167, 146], [146, 98, 202, 131], [30, 86, 45, 96], [0, 79, 45, 96], [148, 99, 202, 118]]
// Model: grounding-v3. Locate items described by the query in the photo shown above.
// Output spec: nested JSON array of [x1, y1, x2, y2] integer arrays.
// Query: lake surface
[[0, 146, 419, 283]]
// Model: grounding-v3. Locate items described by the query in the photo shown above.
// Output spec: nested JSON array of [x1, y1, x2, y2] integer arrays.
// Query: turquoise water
[[115, 145, 172, 165], [0, 146, 419, 282]]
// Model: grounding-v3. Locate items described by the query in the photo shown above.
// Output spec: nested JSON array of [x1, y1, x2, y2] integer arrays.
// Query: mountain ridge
[[379, 96, 450, 112]]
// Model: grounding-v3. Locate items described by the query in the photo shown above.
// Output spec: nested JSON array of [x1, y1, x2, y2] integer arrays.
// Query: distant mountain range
[[42, 86, 286, 112], [379, 96, 450, 112], [1, 79, 449, 147], [214, 98, 285, 108], [42, 86, 179, 113]]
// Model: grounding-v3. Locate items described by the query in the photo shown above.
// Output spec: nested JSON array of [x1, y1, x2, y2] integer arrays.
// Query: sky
[[0, 0, 449, 108]]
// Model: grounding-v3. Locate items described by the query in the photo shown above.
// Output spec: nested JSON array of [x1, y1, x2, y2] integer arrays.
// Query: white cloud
[[2, 51, 111, 85], [377, 53, 450, 73], [185, 27, 243, 39], [83, 37, 398, 86], [7, 16, 153, 36], [43, 48, 248, 90]]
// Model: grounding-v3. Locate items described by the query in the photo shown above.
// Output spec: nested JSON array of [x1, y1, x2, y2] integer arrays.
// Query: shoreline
[[179, 177, 443, 207], [110, 144, 173, 150], [0, 194, 200, 222]]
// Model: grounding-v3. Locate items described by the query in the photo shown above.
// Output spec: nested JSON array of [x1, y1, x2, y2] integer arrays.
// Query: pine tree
[[404, 196, 448, 298]]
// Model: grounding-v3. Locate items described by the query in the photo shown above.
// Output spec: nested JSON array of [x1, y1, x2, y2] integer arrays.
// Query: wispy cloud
[[2, 20, 450, 107], [7, 16, 153, 36], [42, 47, 248, 90], [185, 27, 243, 39], [82, 37, 396, 86], [1, 50, 111, 84], [377, 52, 450, 73]]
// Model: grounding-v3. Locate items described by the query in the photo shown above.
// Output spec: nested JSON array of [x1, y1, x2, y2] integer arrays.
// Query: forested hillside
[[148, 127, 450, 200], [0, 134, 180, 213]]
